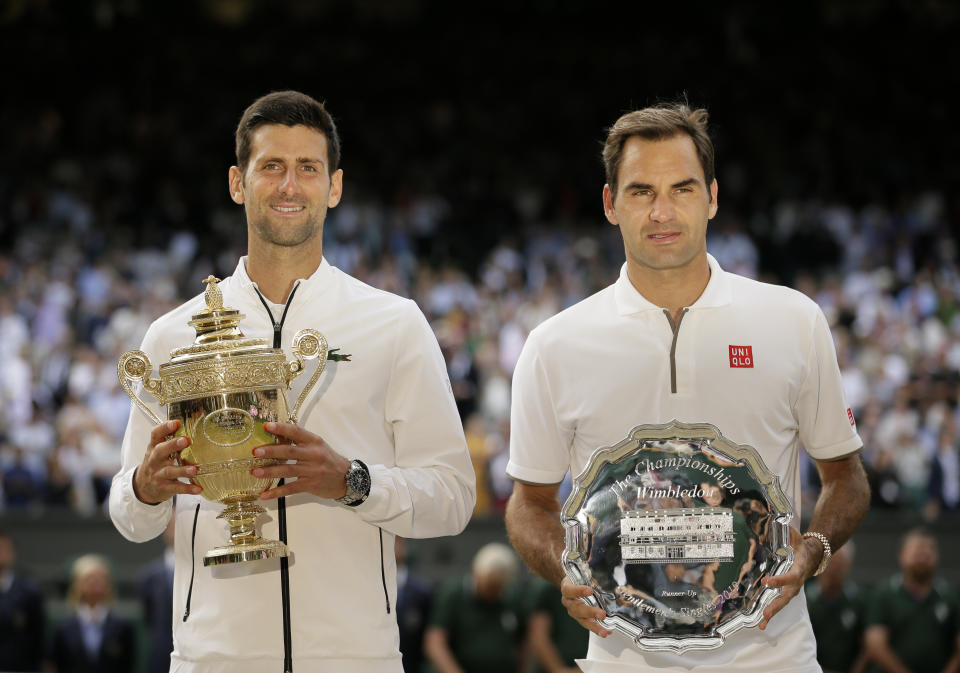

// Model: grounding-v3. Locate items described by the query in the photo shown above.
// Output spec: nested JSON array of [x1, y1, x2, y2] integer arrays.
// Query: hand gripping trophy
[[118, 276, 327, 566]]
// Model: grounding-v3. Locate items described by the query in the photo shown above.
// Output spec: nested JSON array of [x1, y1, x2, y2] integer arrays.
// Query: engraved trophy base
[[201, 498, 289, 567], [203, 539, 289, 566]]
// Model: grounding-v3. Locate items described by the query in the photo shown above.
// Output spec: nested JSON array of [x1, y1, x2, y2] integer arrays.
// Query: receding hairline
[[614, 134, 712, 189], [239, 123, 335, 175], [234, 90, 341, 174], [602, 103, 715, 200]]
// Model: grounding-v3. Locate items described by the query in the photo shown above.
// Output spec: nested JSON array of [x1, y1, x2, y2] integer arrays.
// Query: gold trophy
[[117, 276, 327, 566]]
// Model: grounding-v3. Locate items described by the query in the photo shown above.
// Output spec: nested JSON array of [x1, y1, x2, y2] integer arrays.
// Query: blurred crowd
[[2, 163, 960, 525], [3, 2, 959, 528], [3, 525, 958, 673]]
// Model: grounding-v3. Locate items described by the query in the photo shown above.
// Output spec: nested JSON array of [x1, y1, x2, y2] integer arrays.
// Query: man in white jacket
[[109, 90, 476, 673]]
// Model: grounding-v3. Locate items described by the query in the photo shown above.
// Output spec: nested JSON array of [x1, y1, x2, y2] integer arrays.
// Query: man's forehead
[[902, 535, 937, 551], [620, 134, 703, 179], [248, 123, 328, 158]]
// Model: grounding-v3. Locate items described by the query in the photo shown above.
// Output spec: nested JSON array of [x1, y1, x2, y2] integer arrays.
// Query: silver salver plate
[[561, 420, 793, 653]]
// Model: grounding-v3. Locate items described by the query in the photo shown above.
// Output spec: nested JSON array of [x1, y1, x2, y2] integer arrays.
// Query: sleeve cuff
[[109, 467, 173, 542], [505, 460, 568, 486], [346, 463, 389, 515], [807, 434, 863, 462]]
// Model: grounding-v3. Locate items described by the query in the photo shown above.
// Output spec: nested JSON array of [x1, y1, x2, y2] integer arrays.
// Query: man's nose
[[278, 168, 300, 195], [650, 192, 676, 222]]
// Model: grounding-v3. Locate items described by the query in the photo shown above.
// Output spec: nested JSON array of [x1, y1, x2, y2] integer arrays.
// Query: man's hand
[[132, 420, 201, 505], [251, 422, 351, 500], [760, 454, 870, 630], [560, 576, 611, 638], [758, 526, 821, 629]]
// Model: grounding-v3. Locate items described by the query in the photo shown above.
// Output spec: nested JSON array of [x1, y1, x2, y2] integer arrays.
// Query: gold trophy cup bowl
[[118, 276, 327, 566]]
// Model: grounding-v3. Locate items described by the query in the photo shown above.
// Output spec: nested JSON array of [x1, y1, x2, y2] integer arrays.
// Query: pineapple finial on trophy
[[202, 276, 223, 310]]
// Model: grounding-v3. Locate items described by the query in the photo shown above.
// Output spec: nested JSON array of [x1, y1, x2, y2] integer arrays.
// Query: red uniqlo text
[[729, 345, 754, 368]]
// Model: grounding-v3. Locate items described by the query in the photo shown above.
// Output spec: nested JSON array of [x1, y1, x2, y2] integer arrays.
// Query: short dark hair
[[235, 90, 340, 174], [602, 102, 715, 199], [901, 526, 937, 550]]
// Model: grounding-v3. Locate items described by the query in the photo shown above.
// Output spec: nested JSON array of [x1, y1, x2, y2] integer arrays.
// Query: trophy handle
[[286, 329, 328, 424], [117, 350, 165, 426]]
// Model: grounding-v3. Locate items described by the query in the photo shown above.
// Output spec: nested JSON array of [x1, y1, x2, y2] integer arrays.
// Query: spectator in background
[[51, 554, 135, 673], [806, 542, 867, 673], [140, 517, 175, 673], [864, 528, 960, 673], [527, 576, 588, 673], [463, 413, 494, 517], [424, 542, 526, 673], [0, 529, 46, 672], [395, 537, 434, 673], [1, 446, 43, 509], [926, 417, 960, 521]]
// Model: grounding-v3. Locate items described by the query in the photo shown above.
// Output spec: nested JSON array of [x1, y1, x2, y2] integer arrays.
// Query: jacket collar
[[230, 255, 335, 303], [614, 253, 733, 316]]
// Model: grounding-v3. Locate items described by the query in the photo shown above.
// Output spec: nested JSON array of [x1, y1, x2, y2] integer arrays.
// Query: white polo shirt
[[508, 254, 861, 673]]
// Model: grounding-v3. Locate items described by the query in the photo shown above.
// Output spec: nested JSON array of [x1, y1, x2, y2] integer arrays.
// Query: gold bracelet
[[802, 531, 832, 576]]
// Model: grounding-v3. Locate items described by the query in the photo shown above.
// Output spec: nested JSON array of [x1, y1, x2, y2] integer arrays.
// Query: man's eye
[[301, 165, 317, 172]]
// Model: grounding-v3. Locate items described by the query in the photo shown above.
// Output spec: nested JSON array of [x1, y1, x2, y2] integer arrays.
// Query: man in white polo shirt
[[505, 102, 870, 672], [110, 90, 476, 673]]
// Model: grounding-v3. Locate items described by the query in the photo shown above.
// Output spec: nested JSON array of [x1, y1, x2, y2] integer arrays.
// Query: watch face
[[345, 461, 371, 501]]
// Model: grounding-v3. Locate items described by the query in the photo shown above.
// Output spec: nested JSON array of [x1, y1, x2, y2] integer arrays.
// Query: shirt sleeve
[[506, 328, 572, 485], [353, 300, 477, 538], [108, 325, 174, 543], [796, 307, 863, 460]]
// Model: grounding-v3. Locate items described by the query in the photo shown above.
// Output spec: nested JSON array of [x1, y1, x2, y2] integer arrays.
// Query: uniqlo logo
[[729, 345, 754, 368], [847, 408, 855, 426]]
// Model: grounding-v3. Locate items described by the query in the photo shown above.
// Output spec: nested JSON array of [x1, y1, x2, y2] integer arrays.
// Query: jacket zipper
[[255, 283, 300, 351], [254, 283, 300, 673], [182, 503, 200, 621], [379, 529, 391, 614], [663, 308, 689, 394], [258, 284, 390, 618]]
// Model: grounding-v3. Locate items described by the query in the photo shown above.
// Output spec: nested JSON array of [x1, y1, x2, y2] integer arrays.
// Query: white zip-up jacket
[[109, 257, 476, 673]]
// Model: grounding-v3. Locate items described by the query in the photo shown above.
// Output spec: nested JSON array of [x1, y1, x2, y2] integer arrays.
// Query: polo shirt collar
[[231, 255, 334, 302], [614, 253, 733, 316]]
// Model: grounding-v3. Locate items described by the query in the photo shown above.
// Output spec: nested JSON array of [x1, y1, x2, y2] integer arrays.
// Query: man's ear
[[228, 166, 244, 205], [603, 184, 619, 226], [328, 168, 344, 209], [708, 179, 718, 219]]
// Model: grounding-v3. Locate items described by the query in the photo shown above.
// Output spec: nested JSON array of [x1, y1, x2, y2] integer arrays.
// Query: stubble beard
[[630, 238, 703, 273], [249, 204, 326, 248], [905, 564, 936, 585]]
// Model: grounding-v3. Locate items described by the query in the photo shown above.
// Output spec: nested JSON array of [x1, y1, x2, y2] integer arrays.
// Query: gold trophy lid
[[168, 276, 271, 361]]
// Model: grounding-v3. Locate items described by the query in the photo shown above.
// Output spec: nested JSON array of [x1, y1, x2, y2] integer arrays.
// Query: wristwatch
[[336, 459, 371, 507]]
